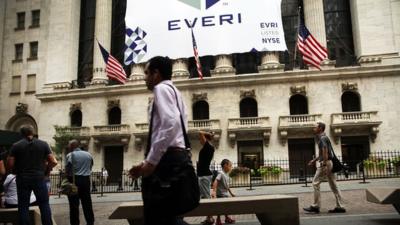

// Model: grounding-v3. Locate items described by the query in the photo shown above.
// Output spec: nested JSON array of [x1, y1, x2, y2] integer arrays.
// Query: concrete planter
[[230, 173, 250, 186], [262, 173, 282, 184]]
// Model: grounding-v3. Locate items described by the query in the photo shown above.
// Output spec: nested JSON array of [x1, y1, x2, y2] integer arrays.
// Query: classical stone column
[[91, 0, 112, 85], [258, 52, 284, 72], [212, 55, 235, 75], [129, 63, 145, 82], [43, 1, 81, 91], [303, 0, 335, 68], [172, 59, 189, 79]]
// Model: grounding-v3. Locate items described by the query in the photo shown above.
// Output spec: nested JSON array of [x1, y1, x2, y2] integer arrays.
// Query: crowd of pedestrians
[[0, 57, 346, 225]]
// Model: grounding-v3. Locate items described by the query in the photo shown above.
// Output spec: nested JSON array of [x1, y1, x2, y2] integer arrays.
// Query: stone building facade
[[1, 0, 399, 181]]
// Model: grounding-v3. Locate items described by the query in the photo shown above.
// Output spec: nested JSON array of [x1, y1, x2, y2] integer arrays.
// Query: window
[[279, 0, 305, 70], [29, 42, 38, 59], [14, 44, 23, 61], [341, 91, 361, 112], [26, 74, 36, 93], [77, 0, 96, 84], [108, 107, 122, 125], [234, 52, 260, 75], [11, 76, 21, 94], [192, 101, 210, 120], [31, 10, 40, 27], [71, 110, 83, 127], [289, 94, 309, 115], [189, 56, 215, 78], [109, 0, 130, 84], [240, 98, 258, 117], [16, 12, 25, 30], [324, 0, 355, 67]]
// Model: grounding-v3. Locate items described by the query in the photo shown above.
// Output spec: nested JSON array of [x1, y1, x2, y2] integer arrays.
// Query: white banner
[[125, 0, 287, 64]]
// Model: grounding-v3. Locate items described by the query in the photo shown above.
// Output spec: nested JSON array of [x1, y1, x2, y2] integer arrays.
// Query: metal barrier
[[48, 151, 400, 195]]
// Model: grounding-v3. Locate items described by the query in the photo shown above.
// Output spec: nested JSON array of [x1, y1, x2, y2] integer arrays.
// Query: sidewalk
[[50, 177, 400, 204], [49, 178, 400, 225]]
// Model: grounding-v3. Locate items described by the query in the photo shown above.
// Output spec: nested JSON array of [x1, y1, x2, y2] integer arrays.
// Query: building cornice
[[36, 64, 400, 102]]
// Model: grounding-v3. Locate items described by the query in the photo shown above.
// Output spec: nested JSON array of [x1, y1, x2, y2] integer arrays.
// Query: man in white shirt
[[129, 56, 191, 225]]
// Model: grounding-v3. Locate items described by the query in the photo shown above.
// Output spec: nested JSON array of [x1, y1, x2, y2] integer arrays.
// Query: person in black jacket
[[197, 131, 216, 225]]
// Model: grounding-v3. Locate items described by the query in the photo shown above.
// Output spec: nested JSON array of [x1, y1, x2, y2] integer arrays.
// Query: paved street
[[49, 178, 400, 225]]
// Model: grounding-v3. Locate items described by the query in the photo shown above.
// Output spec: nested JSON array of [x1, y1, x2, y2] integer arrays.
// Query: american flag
[[97, 42, 127, 84], [297, 20, 328, 70], [191, 29, 203, 79]]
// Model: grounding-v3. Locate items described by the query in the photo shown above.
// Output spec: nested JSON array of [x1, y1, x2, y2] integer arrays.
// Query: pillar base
[[212, 67, 236, 75], [173, 71, 190, 80], [43, 82, 71, 91], [358, 53, 399, 66], [258, 63, 284, 72], [320, 59, 336, 69], [91, 78, 108, 86]]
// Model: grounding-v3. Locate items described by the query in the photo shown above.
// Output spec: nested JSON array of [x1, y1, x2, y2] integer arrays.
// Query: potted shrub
[[363, 157, 386, 177], [229, 167, 250, 186], [392, 156, 400, 174], [259, 165, 283, 184]]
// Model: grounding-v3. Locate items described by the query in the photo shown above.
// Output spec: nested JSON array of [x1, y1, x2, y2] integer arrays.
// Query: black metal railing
[[48, 151, 400, 195]]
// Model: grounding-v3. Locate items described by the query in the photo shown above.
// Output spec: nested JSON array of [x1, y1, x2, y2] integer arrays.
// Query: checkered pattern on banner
[[124, 27, 147, 65]]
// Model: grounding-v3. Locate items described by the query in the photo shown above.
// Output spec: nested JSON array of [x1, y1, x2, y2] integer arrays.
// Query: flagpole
[[292, 6, 301, 69]]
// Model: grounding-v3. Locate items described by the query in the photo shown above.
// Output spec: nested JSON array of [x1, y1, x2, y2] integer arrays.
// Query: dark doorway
[[341, 136, 370, 171], [289, 94, 308, 115], [288, 138, 316, 177], [108, 107, 121, 125], [238, 141, 263, 170], [341, 91, 361, 112], [193, 100, 209, 120], [70, 110, 82, 127], [240, 98, 258, 118], [104, 146, 124, 183]]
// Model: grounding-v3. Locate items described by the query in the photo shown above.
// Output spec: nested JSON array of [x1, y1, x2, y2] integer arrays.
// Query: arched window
[[70, 110, 82, 127], [240, 98, 258, 117], [108, 107, 121, 125], [192, 101, 210, 120], [289, 94, 308, 115], [341, 91, 361, 112]]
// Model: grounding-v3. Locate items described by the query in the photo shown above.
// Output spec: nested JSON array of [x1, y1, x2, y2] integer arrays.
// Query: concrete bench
[[109, 195, 299, 225], [366, 188, 400, 214], [0, 206, 41, 225], [0, 206, 57, 225]]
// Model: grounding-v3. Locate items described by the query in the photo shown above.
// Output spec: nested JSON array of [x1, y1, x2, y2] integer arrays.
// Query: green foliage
[[392, 157, 400, 167], [258, 165, 283, 176], [52, 126, 74, 160], [229, 166, 250, 177], [363, 157, 386, 169]]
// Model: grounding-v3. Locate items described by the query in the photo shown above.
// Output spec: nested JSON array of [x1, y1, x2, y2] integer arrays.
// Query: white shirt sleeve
[[146, 83, 185, 165]]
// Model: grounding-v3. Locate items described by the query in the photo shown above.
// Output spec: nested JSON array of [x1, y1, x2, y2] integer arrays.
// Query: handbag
[[326, 138, 344, 173], [143, 84, 200, 216], [59, 152, 78, 196]]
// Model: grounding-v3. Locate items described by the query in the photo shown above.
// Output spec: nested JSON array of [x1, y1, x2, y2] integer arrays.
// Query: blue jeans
[[16, 176, 53, 225]]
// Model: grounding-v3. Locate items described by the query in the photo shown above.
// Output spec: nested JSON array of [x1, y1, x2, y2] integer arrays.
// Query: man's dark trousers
[[16, 176, 53, 225], [67, 175, 94, 225]]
